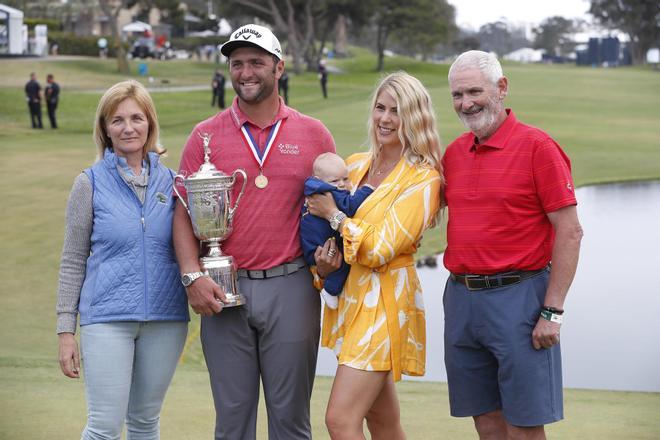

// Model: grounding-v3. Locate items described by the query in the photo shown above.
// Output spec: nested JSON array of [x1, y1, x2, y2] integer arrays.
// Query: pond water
[[316, 181, 660, 392]]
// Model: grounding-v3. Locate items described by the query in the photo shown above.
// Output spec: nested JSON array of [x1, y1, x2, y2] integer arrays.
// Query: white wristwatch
[[181, 271, 205, 287], [329, 211, 347, 231]]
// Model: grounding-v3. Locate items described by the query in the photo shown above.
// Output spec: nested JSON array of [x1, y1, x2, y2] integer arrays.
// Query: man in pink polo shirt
[[173, 24, 335, 439], [441, 50, 583, 439]]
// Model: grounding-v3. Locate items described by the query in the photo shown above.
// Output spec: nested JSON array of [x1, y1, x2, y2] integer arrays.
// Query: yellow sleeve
[[309, 266, 324, 290], [342, 169, 441, 268]]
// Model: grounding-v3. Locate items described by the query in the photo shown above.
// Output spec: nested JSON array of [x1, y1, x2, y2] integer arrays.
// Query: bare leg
[[325, 366, 390, 439], [365, 372, 405, 439], [474, 410, 508, 440], [507, 424, 546, 440], [474, 411, 546, 440]]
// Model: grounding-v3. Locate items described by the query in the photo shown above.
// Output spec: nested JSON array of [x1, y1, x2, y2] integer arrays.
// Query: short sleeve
[[533, 137, 577, 213]]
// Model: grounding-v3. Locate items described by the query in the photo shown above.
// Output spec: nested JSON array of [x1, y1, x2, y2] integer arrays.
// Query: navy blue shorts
[[443, 269, 563, 427]]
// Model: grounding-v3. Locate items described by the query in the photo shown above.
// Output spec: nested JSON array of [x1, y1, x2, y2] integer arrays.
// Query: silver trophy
[[174, 132, 248, 307]]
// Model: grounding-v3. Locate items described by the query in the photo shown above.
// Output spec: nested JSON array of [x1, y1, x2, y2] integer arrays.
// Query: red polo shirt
[[442, 110, 577, 275], [176, 97, 336, 270]]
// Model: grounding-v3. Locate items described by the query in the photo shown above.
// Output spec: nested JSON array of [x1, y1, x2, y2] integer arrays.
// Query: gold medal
[[255, 174, 268, 189]]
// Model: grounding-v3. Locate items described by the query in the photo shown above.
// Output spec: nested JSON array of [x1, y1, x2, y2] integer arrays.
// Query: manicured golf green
[[0, 54, 658, 439]]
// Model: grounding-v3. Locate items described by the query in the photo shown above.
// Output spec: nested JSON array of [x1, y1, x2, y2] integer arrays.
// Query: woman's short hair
[[448, 50, 503, 85], [366, 71, 442, 170], [93, 80, 163, 161]]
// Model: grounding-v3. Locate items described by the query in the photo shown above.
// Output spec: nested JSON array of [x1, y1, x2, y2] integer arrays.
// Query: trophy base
[[221, 293, 246, 307], [201, 254, 244, 308]]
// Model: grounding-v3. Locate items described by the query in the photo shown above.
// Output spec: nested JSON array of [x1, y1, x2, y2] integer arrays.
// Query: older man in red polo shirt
[[441, 50, 583, 439], [174, 24, 336, 439]]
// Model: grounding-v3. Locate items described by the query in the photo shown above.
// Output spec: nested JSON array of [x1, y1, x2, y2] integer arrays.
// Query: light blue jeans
[[80, 321, 188, 440]]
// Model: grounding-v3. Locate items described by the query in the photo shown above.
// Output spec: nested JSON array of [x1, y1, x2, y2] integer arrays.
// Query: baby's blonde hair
[[312, 152, 345, 177]]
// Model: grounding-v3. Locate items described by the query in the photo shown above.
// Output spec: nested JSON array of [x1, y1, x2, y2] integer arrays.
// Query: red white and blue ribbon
[[240, 119, 282, 169]]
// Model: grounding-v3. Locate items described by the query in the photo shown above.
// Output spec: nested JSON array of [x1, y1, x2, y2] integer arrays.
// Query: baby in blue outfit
[[300, 153, 374, 308]]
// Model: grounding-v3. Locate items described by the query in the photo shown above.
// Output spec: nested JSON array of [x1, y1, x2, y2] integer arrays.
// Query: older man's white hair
[[448, 50, 503, 85]]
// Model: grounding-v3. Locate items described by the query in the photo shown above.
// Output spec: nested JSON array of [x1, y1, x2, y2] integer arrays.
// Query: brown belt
[[450, 266, 549, 291]]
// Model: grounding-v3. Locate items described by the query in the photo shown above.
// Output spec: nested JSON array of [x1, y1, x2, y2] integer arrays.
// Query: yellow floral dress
[[321, 152, 441, 381]]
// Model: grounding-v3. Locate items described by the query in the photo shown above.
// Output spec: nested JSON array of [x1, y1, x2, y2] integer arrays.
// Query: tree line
[[7, 0, 658, 72]]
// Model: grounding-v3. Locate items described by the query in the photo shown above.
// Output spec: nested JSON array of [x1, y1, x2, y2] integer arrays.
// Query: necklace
[[373, 159, 398, 175]]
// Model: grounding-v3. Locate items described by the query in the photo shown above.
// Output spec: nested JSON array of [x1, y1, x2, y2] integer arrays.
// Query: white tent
[[217, 18, 231, 37], [188, 29, 217, 37], [504, 47, 544, 63], [0, 3, 24, 54], [122, 21, 152, 33], [186, 18, 232, 37]]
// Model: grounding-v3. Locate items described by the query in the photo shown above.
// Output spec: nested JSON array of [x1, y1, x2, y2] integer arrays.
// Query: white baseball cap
[[220, 24, 282, 60]]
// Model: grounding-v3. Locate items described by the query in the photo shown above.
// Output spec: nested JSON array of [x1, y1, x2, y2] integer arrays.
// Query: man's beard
[[458, 96, 501, 139], [233, 65, 277, 104]]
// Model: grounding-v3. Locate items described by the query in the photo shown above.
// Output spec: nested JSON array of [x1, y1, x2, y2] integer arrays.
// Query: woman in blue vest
[[56, 80, 189, 440]]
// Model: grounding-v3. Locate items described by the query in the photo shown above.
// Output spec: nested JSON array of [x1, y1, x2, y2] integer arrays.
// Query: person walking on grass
[[25, 72, 42, 129], [211, 69, 226, 109], [45, 73, 60, 129], [318, 59, 328, 99]]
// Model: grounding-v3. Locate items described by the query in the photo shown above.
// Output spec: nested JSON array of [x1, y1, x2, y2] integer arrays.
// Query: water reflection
[[316, 181, 660, 392]]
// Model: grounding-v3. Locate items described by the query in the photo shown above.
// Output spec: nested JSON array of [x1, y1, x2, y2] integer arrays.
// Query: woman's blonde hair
[[93, 80, 164, 161], [366, 71, 442, 171]]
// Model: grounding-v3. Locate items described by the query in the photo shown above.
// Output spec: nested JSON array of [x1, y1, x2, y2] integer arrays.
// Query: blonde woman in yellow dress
[[308, 71, 442, 439]]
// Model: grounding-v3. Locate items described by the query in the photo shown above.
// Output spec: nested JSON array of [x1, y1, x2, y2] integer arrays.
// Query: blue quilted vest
[[78, 150, 189, 325]]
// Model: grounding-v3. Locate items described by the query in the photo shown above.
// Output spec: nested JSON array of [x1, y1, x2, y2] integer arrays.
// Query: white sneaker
[[321, 289, 338, 310]]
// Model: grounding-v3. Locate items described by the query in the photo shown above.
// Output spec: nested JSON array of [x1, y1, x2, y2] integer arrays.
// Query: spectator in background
[[25, 72, 42, 129], [97, 38, 108, 58], [45, 74, 60, 129], [318, 59, 328, 99], [211, 69, 226, 109], [278, 70, 289, 105]]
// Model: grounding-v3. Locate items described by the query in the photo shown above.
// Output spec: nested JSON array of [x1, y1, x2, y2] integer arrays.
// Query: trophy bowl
[[174, 133, 247, 307]]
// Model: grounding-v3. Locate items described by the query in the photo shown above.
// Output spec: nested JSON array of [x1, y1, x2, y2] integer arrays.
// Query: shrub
[[170, 36, 228, 52], [48, 32, 128, 57], [23, 18, 62, 31]]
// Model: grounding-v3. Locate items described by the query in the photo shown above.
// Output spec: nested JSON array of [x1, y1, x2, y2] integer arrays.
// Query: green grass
[[1, 53, 659, 439], [2, 364, 660, 439]]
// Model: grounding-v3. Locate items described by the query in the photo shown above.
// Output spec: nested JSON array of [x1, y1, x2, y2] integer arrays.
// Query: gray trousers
[[201, 268, 321, 440]]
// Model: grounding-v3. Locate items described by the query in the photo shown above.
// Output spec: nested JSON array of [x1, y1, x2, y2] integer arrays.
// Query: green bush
[[23, 18, 62, 31], [47, 32, 128, 57], [170, 36, 228, 52]]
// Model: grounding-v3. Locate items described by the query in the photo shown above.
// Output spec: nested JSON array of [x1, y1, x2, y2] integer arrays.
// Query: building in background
[[576, 36, 631, 67]]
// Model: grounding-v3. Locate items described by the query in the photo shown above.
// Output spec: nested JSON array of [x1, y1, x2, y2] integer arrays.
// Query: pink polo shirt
[[176, 97, 336, 270]]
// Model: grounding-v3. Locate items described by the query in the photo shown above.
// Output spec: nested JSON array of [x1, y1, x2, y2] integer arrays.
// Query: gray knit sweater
[[56, 162, 148, 334]]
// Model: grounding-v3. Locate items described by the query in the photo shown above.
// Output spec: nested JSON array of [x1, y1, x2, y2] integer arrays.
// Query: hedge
[[48, 32, 128, 57], [170, 36, 228, 52], [23, 18, 62, 31]]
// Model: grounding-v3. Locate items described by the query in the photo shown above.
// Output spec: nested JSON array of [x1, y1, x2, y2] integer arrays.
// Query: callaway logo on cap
[[220, 24, 282, 60]]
